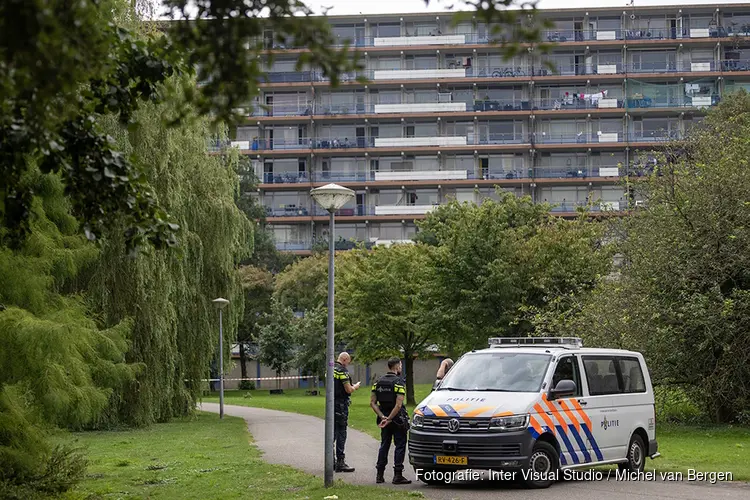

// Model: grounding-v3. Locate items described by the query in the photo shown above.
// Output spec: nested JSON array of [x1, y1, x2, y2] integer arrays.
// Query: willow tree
[[88, 92, 253, 426], [0, 171, 135, 497]]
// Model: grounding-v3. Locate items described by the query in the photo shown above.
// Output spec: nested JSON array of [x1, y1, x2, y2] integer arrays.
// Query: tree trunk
[[404, 352, 416, 406], [239, 342, 248, 380]]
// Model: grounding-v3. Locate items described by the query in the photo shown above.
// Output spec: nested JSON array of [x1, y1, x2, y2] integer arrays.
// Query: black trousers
[[334, 400, 349, 462], [376, 421, 408, 473]]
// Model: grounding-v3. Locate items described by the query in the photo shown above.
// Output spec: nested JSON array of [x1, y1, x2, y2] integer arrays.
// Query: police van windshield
[[437, 352, 551, 392]]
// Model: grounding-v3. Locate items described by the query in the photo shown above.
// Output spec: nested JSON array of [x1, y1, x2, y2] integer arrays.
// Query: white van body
[[408, 338, 658, 487]]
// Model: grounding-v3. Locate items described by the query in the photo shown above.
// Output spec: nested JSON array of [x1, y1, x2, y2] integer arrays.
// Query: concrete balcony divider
[[231, 140, 250, 149], [373, 102, 467, 113], [691, 96, 713, 107], [372, 68, 466, 80], [598, 132, 620, 143], [373, 170, 469, 181], [374, 205, 437, 215], [373, 35, 466, 46], [601, 201, 621, 211], [690, 28, 710, 38], [596, 31, 618, 40], [597, 98, 619, 108], [598, 167, 620, 177], [373, 239, 415, 247], [597, 64, 619, 74], [373, 136, 467, 147], [691, 62, 713, 72]]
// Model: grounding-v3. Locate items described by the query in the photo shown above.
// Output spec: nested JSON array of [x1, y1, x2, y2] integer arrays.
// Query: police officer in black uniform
[[333, 351, 360, 472], [370, 357, 412, 485]]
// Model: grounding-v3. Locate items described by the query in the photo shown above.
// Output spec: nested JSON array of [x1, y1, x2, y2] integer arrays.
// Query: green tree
[[87, 93, 252, 426], [338, 245, 433, 405], [417, 193, 609, 355], [237, 265, 274, 381], [292, 306, 327, 381], [258, 301, 297, 385], [568, 92, 750, 423], [273, 254, 330, 311], [0, 171, 135, 497]]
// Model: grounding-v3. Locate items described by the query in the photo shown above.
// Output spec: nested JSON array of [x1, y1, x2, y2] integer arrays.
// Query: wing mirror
[[549, 379, 577, 399]]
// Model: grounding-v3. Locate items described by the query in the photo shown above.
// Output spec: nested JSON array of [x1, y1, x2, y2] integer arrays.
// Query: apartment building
[[219, 3, 750, 254]]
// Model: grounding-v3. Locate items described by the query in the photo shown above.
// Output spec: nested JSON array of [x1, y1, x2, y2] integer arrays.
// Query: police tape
[[201, 376, 318, 382]]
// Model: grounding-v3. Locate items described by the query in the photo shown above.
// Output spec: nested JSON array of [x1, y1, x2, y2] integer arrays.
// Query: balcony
[[475, 133, 526, 145], [373, 170, 470, 181], [275, 241, 311, 251], [373, 136, 467, 147], [313, 205, 374, 217], [373, 102, 468, 114], [263, 172, 310, 184], [373, 34, 468, 47], [533, 165, 622, 179], [630, 131, 682, 143], [473, 99, 531, 112], [372, 68, 466, 81], [535, 96, 622, 111], [265, 206, 311, 217], [374, 205, 437, 216], [721, 59, 750, 72]]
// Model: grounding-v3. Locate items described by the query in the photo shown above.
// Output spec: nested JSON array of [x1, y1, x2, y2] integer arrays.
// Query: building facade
[[222, 3, 750, 254]]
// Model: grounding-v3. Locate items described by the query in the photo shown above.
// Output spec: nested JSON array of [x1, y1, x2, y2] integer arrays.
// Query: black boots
[[376, 470, 385, 483], [392, 471, 412, 485], [334, 459, 355, 473]]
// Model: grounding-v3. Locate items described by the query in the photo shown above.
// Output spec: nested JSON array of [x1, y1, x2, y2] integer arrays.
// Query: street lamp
[[212, 297, 230, 419], [310, 183, 355, 488]]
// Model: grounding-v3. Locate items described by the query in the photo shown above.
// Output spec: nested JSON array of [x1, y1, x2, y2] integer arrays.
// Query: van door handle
[[577, 400, 588, 406]]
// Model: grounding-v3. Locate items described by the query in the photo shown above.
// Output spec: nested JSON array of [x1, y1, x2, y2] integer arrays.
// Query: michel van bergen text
[[414, 468, 734, 484]]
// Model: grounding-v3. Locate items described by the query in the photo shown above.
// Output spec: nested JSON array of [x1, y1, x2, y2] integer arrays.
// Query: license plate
[[434, 455, 468, 465]]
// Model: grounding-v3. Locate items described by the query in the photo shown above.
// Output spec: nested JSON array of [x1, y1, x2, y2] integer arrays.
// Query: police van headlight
[[489, 414, 529, 432], [412, 414, 424, 429]]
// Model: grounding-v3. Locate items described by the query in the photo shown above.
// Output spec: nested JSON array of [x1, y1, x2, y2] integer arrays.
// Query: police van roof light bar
[[488, 337, 583, 349]]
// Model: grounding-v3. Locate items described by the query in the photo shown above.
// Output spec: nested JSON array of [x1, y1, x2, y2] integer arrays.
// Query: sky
[[303, 0, 750, 17]]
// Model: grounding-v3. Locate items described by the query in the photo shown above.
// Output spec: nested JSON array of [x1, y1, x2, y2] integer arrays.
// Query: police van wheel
[[618, 434, 646, 473], [523, 442, 558, 489]]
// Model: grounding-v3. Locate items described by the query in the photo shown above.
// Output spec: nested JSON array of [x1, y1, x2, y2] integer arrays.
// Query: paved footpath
[[199, 403, 750, 500]]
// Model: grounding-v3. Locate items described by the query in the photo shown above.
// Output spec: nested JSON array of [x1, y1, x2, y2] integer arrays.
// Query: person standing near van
[[371, 357, 412, 485], [432, 357, 454, 390], [334, 352, 360, 472]]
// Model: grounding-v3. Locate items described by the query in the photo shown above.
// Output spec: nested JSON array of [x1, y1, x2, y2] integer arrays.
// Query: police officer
[[370, 357, 412, 485], [333, 352, 360, 472]]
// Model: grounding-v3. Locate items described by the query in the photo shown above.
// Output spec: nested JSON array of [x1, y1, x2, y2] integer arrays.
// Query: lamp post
[[310, 183, 355, 488], [212, 297, 230, 419]]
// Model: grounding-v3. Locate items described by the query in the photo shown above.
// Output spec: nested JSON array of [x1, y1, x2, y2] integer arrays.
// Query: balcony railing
[[535, 97, 623, 111], [475, 133, 527, 145], [721, 59, 750, 72], [275, 241, 311, 251], [266, 206, 311, 217], [482, 169, 531, 180], [313, 205, 375, 216], [473, 99, 531, 111], [263, 172, 310, 184]]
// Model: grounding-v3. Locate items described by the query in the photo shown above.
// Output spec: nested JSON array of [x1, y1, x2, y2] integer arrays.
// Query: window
[[551, 356, 582, 396], [619, 357, 646, 393], [583, 356, 620, 395], [438, 352, 552, 393]]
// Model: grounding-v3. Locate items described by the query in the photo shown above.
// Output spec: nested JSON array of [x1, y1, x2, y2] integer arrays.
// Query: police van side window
[[619, 357, 646, 393], [582, 356, 620, 396], [551, 356, 582, 397]]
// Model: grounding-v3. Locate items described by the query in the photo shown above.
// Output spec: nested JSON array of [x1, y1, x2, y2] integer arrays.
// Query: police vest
[[372, 373, 406, 414], [333, 362, 351, 401]]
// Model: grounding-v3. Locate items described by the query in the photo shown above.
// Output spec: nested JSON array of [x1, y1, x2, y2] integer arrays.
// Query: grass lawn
[[66, 412, 421, 499], [203, 385, 750, 481]]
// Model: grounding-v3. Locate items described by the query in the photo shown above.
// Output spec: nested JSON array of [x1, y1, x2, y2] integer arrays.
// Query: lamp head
[[212, 297, 230, 310], [310, 183, 355, 212]]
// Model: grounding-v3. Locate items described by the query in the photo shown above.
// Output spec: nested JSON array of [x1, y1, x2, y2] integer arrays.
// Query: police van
[[408, 337, 659, 488]]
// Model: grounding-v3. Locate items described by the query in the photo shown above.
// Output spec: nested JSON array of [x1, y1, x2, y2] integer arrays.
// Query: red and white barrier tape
[[201, 375, 317, 382]]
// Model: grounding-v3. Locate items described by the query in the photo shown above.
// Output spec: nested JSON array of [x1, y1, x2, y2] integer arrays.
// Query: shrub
[[654, 385, 705, 424], [238, 380, 255, 391]]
